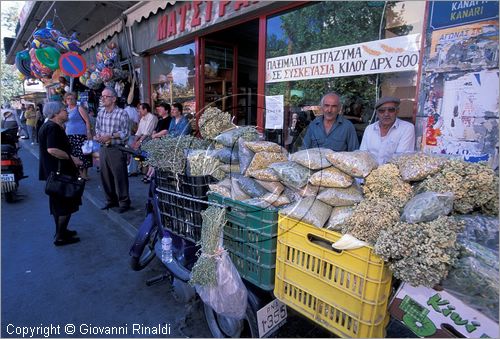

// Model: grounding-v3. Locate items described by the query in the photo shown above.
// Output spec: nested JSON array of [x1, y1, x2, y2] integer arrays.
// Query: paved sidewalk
[[22, 139, 149, 238]]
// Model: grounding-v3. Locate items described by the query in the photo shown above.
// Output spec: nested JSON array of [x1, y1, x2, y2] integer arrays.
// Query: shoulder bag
[[45, 160, 85, 198]]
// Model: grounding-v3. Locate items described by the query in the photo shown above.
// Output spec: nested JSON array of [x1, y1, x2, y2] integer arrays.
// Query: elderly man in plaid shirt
[[95, 87, 131, 213]]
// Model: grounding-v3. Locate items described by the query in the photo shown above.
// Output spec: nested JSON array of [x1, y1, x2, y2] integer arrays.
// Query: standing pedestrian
[[19, 104, 29, 139], [38, 101, 82, 246], [25, 104, 38, 144], [64, 92, 93, 180], [94, 87, 131, 213], [35, 103, 44, 143]]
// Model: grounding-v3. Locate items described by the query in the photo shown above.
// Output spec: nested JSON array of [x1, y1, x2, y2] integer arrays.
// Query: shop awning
[[79, 19, 123, 51], [124, 1, 175, 27]]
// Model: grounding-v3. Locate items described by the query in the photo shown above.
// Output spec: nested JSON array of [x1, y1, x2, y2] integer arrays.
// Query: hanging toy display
[[29, 48, 53, 79], [15, 50, 32, 78], [35, 47, 61, 70]]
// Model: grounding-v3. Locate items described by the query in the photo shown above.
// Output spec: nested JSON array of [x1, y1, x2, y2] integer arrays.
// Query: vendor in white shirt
[[360, 96, 415, 165]]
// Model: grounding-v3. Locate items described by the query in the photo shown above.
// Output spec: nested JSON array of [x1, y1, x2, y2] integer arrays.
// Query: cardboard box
[[389, 283, 498, 338]]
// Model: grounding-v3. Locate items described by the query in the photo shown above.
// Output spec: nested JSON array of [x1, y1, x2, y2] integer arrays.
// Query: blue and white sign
[[430, 1, 499, 29]]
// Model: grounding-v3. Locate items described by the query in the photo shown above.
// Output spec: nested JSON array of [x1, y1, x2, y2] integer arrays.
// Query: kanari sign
[[157, 1, 260, 41]]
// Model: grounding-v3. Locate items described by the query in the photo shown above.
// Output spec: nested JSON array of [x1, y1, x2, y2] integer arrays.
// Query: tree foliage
[[1, 4, 24, 104], [266, 2, 386, 112]]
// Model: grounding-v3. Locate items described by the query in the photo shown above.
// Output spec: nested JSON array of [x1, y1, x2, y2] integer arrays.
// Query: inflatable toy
[[100, 67, 113, 81], [29, 48, 53, 79], [15, 50, 32, 78], [57, 32, 84, 54], [35, 47, 61, 70]]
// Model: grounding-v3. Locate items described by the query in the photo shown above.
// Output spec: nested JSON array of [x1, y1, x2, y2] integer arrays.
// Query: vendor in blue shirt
[[301, 92, 359, 151], [168, 102, 192, 137]]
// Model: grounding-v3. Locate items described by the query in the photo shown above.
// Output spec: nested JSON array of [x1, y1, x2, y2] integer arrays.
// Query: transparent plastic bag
[[298, 184, 322, 197], [442, 240, 499, 322], [244, 140, 284, 153], [209, 184, 231, 198], [242, 198, 276, 210], [290, 148, 334, 170], [325, 150, 378, 178], [195, 252, 248, 320], [317, 184, 363, 206], [81, 140, 94, 155], [220, 164, 241, 174], [309, 166, 353, 188], [246, 151, 288, 174], [262, 193, 290, 207], [456, 214, 499, 251], [280, 196, 332, 228], [401, 192, 454, 223], [269, 161, 311, 189], [237, 177, 268, 198], [390, 152, 447, 181], [326, 206, 355, 231], [255, 180, 284, 196], [238, 137, 255, 175], [215, 126, 259, 147], [214, 146, 239, 164], [231, 178, 251, 201], [246, 168, 280, 182]]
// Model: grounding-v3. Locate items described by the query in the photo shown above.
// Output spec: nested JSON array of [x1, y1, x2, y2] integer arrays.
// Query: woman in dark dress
[[39, 102, 83, 246]]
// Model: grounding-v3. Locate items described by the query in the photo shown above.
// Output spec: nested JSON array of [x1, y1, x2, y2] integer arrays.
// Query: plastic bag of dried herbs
[[238, 137, 254, 175], [401, 191, 454, 223], [246, 168, 281, 182], [242, 198, 276, 210], [230, 178, 251, 201], [237, 176, 268, 198], [325, 206, 355, 231], [297, 183, 322, 197], [280, 196, 332, 228], [309, 166, 353, 188], [262, 193, 290, 207], [213, 146, 239, 164], [268, 161, 311, 189], [244, 140, 285, 153], [290, 148, 334, 170], [246, 151, 288, 174], [456, 214, 499, 251], [326, 150, 378, 178], [198, 107, 233, 140], [442, 240, 499, 321], [209, 184, 231, 198], [255, 180, 284, 195], [219, 164, 241, 174], [215, 126, 260, 148], [390, 152, 448, 181], [317, 184, 363, 206]]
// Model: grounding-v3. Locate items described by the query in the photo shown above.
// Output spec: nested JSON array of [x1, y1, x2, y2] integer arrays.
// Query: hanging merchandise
[[29, 48, 53, 79], [35, 47, 61, 70], [15, 50, 32, 78], [59, 52, 87, 78]]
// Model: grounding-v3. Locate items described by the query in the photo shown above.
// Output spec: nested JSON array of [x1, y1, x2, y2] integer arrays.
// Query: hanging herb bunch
[[190, 206, 227, 287], [141, 135, 211, 175]]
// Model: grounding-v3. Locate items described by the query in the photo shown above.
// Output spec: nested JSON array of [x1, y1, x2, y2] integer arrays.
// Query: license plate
[[256, 299, 287, 338], [1, 174, 15, 182]]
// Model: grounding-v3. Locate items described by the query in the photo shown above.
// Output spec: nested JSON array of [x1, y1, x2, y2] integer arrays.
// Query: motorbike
[[1, 127, 26, 202]]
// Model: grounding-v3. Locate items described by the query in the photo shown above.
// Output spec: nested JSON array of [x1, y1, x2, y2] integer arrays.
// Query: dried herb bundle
[[198, 107, 233, 140], [142, 135, 211, 175], [374, 216, 465, 287], [341, 197, 400, 244], [363, 163, 413, 209], [190, 206, 227, 287], [416, 159, 499, 215]]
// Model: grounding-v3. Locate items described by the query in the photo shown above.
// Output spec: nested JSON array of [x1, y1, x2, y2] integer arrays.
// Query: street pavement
[[2, 139, 415, 338]]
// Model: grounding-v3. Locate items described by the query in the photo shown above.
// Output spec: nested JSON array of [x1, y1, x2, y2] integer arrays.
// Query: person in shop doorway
[[38, 101, 82, 246], [142, 102, 172, 183], [168, 102, 191, 137], [128, 103, 158, 177], [359, 96, 415, 165], [94, 87, 131, 213], [25, 104, 38, 145], [301, 92, 359, 151]]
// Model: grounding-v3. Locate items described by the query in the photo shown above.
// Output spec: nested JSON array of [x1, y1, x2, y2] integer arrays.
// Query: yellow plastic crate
[[274, 215, 392, 338]]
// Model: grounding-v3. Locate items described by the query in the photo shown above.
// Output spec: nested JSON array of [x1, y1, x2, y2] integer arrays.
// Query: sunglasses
[[377, 107, 398, 114]]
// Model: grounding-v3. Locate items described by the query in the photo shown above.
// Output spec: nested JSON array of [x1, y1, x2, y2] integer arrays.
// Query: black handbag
[[45, 160, 85, 198]]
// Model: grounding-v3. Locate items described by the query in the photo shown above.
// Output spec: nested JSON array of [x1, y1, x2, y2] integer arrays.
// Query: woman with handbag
[[64, 92, 93, 180], [39, 101, 83, 246]]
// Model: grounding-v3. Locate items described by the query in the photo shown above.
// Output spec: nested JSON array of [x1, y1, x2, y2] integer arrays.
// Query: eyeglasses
[[377, 107, 398, 114], [102, 95, 115, 99]]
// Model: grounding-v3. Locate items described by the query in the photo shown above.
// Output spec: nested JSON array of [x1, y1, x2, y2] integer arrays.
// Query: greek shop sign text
[[265, 34, 421, 83]]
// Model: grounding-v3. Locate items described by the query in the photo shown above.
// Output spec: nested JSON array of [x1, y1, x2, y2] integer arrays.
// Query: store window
[[150, 42, 196, 115], [265, 1, 425, 146]]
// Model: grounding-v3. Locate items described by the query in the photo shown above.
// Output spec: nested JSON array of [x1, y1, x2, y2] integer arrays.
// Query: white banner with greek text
[[265, 34, 421, 83]]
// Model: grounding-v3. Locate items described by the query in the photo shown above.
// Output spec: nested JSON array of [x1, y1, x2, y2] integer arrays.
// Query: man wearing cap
[[301, 92, 359, 151], [360, 96, 415, 165]]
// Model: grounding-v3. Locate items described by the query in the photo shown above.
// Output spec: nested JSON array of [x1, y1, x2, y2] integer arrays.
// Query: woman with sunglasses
[[359, 96, 415, 165]]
